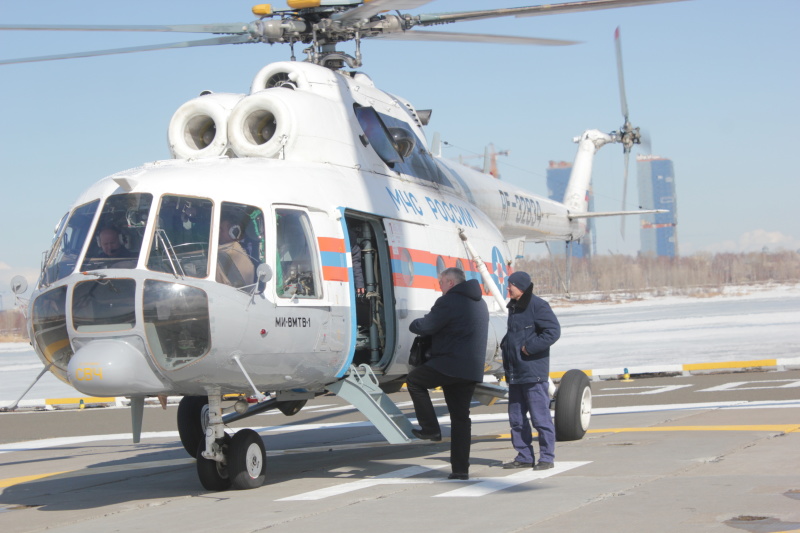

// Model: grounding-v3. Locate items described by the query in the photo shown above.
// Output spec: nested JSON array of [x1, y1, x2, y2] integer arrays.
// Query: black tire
[[177, 396, 208, 458], [554, 369, 592, 441], [229, 429, 267, 490], [196, 437, 231, 492]]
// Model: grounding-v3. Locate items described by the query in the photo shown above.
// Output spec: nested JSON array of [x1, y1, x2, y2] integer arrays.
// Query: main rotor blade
[[368, 30, 579, 46], [0, 23, 251, 34], [416, 0, 689, 26], [615, 26, 630, 122], [0, 35, 254, 66], [331, 0, 434, 22]]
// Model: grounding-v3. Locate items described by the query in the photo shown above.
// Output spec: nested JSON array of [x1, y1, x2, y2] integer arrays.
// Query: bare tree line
[[0, 308, 26, 341], [517, 250, 800, 298], [1, 251, 798, 340]]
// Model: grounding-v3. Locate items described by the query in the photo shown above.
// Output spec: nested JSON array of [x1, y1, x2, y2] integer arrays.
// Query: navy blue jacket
[[409, 279, 489, 382], [501, 285, 561, 384]]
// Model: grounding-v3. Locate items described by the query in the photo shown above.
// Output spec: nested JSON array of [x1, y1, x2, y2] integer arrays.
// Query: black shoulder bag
[[408, 335, 432, 367]]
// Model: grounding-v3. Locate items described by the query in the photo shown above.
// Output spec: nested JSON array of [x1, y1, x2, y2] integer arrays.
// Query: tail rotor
[[613, 26, 641, 238]]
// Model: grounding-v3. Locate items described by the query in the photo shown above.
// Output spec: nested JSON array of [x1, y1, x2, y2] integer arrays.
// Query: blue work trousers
[[406, 364, 477, 475], [507, 381, 555, 463]]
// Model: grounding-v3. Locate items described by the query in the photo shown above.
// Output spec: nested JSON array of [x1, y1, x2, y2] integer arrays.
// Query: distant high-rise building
[[637, 155, 678, 257], [546, 161, 594, 258]]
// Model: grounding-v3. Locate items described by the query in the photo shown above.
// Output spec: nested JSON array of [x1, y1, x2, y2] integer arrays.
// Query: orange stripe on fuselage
[[318, 236, 346, 253], [322, 265, 349, 282]]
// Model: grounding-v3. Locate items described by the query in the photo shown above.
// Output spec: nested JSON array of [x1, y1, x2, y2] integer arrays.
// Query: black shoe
[[533, 461, 554, 470], [448, 473, 469, 480], [412, 428, 442, 442], [502, 460, 534, 469]]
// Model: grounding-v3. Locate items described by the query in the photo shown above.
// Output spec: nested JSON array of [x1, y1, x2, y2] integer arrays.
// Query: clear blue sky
[[1, 0, 798, 300]]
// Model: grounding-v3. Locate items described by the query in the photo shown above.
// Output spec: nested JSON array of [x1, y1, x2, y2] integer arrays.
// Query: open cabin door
[[344, 212, 396, 370]]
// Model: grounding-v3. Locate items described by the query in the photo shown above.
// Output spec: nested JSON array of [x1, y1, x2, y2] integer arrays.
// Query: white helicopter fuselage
[[27, 60, 595, 401]]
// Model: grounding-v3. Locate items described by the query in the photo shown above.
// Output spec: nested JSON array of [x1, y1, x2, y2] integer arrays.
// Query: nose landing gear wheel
[[178, 395, 209, 458], [196, 435, 231, 491], [229, 429, 267, 490]]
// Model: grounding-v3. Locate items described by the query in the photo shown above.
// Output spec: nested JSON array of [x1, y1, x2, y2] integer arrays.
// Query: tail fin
[[563, 130, 613, 214]]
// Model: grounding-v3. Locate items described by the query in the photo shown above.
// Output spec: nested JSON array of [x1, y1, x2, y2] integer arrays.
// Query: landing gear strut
[[179, 391, 267, 491]]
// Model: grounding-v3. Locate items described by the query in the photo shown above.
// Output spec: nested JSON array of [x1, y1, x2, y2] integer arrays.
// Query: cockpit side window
[[216, 202, 265, 289], [276, 209, 320, 299], [354, 104, 451, 187], [40, 200, 99, 286], [81, 193, 153, 272], [354, 105, 403, 167], [147, 195, 213, 278]]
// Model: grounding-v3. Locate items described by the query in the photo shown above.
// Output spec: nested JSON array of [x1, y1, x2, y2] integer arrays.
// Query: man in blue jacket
[[501, 271, 561, 471], [407, 267, 489, 480]]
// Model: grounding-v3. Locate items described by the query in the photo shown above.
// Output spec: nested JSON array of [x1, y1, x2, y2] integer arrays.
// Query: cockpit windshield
[[40, 200, 99, 286], [147, 195, 213, 278], [81, 193, 152, 272]]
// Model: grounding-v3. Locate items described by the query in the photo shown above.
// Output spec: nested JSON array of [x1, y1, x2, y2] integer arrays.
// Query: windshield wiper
[[154, 229, 185, 279]]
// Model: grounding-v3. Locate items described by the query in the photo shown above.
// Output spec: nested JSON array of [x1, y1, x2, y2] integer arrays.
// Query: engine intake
[[168, 92, 243, 159]]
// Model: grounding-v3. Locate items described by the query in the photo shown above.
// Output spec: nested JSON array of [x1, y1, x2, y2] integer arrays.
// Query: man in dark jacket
[[501, 271, 561, 471], [407, 267, 489, 480]]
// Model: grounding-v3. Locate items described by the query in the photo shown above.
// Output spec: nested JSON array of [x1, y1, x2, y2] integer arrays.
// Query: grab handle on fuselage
[[458, 229, 507, 310]]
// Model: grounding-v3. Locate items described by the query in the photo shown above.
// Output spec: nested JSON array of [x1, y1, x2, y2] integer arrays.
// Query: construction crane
[[458, 143, 510, 179]]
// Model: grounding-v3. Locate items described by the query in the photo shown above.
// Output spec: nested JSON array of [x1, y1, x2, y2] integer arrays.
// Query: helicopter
[[2, 0, 681, 491]]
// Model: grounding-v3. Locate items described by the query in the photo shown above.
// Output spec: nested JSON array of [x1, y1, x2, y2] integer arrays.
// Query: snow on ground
[[1, 284, 798, 401]]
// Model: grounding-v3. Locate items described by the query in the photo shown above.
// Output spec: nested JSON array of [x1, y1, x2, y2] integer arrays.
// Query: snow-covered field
[[550, 283, 800, 372], [2, 284, 798, 402]]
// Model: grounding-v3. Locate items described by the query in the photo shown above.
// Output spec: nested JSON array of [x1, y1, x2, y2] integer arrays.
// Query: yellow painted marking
[[0, 471, 71, 488], [0, 459, 194, 490], [44, 397, 116, 406], [550, 369, 592, 379], [588, 425, 800, 434], [683, 359, 777, 371], [477, 424, 800, 440]]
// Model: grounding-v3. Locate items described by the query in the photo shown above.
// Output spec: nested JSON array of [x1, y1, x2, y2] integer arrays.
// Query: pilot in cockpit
[[96, 227, 133, 259], [216, 213, 255, 288]]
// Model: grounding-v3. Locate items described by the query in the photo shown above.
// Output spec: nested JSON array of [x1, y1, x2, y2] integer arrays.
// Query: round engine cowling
[[227, 91, 296, 159], [168, 92, 243, 159]]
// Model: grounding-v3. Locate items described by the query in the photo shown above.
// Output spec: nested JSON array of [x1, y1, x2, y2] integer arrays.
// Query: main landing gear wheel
[[177, 395, 209, 458], [196, 435, 231, 492], [228, 429, 267, 490], [554, 369, 592, 441]]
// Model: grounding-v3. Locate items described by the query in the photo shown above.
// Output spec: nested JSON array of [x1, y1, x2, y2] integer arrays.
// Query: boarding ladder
[[327, 364, 414, 444]]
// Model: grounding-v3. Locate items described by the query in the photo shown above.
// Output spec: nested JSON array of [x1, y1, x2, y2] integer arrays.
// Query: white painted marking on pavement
[[595, 385, 692, 397], [279, 462, 593, 501], [276, 464, 447, 501], [698, 379, 800, 392], [435, 461, 592, 498]]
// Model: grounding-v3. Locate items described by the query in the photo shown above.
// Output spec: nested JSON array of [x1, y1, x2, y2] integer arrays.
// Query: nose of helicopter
[[68, 339, 167, 397]]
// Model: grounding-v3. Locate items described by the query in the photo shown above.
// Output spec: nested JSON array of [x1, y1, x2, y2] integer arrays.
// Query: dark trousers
[[508, 381, 555, 463], [406, 364, 476, 474]]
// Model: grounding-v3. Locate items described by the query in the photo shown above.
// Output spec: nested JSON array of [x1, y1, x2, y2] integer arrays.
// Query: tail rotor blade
[[620, 150, 630, 238], [640, 129, 652, 154]]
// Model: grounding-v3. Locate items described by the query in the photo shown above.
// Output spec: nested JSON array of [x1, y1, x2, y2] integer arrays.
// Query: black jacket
[[501, 284, 561, 384], [409, 279, 489, 382]]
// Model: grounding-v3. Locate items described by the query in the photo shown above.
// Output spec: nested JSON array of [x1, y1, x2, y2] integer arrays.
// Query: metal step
[[326, 364, 413, 444]]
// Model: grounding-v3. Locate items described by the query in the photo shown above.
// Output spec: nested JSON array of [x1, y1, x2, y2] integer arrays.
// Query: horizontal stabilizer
[[569, 209, 668, 220]]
